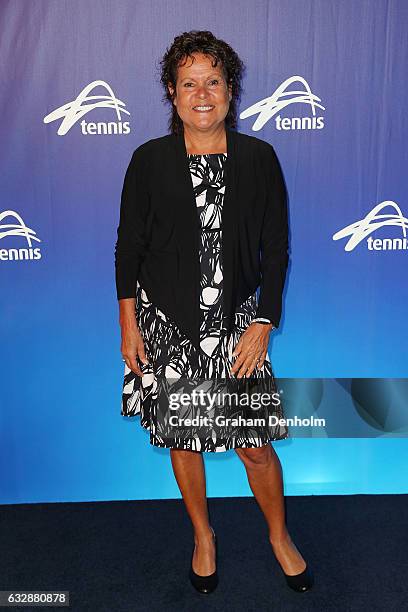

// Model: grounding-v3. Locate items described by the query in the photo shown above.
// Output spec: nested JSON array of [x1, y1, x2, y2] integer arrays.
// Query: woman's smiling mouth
[[192, 105, 215, 112]]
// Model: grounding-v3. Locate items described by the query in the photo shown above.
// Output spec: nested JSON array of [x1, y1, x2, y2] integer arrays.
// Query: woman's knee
[[235, 444, 273, 469], [170, 448, 202, 462]]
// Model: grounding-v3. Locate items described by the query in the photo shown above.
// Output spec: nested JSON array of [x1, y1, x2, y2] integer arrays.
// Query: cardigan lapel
[[222, 127, 239, 335]]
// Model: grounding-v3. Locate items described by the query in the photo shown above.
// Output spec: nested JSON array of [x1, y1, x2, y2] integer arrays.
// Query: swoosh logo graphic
[[43, 80, 130, 135], [0, 210, 41, 247], [332, 201, 408, 251], [240, 76, 325, 131]]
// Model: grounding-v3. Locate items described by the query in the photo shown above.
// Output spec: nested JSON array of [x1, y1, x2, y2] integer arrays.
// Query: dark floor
[[1, 494, 407, 611]]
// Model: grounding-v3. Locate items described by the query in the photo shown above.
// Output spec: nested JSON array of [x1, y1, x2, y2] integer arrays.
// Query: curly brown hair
[[158, 30, 245, 135]]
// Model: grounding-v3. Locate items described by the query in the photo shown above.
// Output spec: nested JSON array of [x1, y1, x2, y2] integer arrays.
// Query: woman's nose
[[196, 85, 210, 97]]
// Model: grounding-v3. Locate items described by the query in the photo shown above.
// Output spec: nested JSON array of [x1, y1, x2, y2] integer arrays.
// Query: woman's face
[[168, 52, 232, 132]]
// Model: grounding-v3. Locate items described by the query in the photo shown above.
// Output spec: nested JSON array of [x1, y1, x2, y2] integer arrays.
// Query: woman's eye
[[183, 80, 219, 87]]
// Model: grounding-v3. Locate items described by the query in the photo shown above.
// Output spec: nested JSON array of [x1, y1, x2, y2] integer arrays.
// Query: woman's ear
[[168, 83, 176, 104], [228, 82, 232, 101]]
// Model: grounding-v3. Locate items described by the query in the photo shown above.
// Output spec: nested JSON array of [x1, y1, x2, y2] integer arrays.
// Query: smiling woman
[[166, 53, 232, 152], [159, 30, 244, 140], [115, 29, 313, 595]]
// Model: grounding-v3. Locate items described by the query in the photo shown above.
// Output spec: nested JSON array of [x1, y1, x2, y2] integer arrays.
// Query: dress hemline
[[121, 411, 290, 452]]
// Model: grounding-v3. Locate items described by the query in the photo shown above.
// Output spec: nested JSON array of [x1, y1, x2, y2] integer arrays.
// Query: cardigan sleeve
[[254, 143, 289, 327], [114, 146, 150, 300]]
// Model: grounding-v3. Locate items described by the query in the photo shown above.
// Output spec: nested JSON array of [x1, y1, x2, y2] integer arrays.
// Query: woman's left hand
[[230, 322, 274, 378]]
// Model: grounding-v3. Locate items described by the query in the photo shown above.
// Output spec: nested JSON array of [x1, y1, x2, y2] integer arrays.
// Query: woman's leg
[[235, 443, 307, 575], [170, 448, 216, 575]]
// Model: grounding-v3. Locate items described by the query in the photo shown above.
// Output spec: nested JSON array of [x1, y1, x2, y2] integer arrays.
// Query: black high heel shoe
[[281, 563, 314, 592], [189, 526, 218, 594], [272, 538, 314, 592]]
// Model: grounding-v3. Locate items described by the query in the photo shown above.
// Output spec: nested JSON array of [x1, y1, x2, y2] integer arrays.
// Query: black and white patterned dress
[[121, 153, 289, 451]]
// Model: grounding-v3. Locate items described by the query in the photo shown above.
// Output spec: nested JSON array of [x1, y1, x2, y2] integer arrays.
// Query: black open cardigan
[[114, 126, 289, 350]]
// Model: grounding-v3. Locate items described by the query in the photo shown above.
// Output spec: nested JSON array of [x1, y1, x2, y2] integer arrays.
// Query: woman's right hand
[[119, 298, 149, 377]]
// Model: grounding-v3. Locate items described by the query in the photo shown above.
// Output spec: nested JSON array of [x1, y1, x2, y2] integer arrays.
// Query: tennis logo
[[240, 76, 325, 131], [0, 210, 42, 261], [43, 80, 131, 136], [332, 201, 408, 252]]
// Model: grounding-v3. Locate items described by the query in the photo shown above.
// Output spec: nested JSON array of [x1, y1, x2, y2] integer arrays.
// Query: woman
[[115, 30, 313, 594]]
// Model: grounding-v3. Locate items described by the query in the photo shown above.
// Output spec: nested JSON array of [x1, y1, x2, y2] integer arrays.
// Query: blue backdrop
[[1, 0, 407, 504]]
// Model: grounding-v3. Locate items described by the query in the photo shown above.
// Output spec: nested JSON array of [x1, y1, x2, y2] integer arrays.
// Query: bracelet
[[251, 318, 275, 327]]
